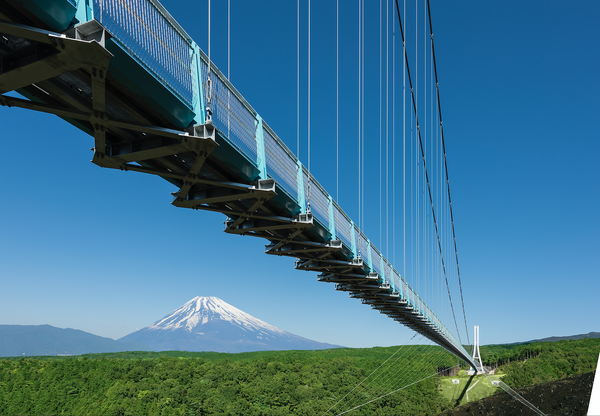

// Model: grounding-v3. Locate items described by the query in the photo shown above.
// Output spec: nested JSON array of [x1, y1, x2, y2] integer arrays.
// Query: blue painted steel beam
[[297, 161, 306, 214], [191, 44, 206, 125], [75, 0, 93, 23], [255, 115, 267, 180]]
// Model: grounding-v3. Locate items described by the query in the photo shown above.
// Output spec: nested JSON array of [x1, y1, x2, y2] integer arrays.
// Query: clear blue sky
[[1, 0, 598, 348]]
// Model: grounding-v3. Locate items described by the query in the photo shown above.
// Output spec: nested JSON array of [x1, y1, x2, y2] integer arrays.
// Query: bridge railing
[[199, 57, 259, 165], [93, 0, 195, 108], [309, 178, 330, 230], [264, 124, 298, 200], [87, 0, 466, 355], [333, 203, 353, 249], [196, 46, 457, 344]]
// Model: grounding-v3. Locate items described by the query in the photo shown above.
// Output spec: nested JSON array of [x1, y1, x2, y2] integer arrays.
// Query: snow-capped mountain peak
[[119, 296, 342, 353], [148, 296, 285, 334]]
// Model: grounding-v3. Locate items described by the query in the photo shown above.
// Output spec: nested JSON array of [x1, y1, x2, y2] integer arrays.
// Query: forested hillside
[[0, 346, 459, 415], [0, 338, 597, 415], [480, 337, 600, 388]]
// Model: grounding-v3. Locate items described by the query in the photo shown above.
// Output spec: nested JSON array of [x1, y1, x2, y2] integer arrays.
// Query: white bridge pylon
[[472, 325, 485, 373]]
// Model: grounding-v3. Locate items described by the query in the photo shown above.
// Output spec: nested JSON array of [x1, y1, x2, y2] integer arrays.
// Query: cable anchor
[[205, 76, 213, 124]]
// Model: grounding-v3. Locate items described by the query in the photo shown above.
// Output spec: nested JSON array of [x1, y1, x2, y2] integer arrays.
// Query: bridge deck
[[0, 0, 475, 367]]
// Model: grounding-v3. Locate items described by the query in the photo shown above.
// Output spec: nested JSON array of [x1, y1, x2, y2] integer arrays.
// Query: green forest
[[480, 337, 600, 388], [0, 338, 598, 415]]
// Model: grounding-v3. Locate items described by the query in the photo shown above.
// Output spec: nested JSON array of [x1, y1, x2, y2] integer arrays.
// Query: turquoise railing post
[[191, 44, 205, 125], [255, 115, 267, 179], [296, 160, 306, 214], [397, 272, 403, 297], [366, 239, 373, 272], [350, 221, 357, 258], [402, 278, 406, 300], [328, 195, 336, 240], [76, 0, 93, 23]]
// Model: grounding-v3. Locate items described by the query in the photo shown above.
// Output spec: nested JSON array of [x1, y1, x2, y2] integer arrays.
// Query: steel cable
[[426, 0, 470, 346], [328, 335, 461, 414], [483, 374, 547, 416], [394, 0, 462, 345], [322, 334, 420, 415], [330, 345, 461, 415]]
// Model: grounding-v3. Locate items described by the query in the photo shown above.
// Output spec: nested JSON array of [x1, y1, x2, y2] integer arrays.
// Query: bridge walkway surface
[[0, 0, 476, 367]]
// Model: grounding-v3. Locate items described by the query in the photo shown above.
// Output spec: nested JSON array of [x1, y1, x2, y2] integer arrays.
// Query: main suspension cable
[[394, 0, 462, 344], [426, 0, 470, 345]]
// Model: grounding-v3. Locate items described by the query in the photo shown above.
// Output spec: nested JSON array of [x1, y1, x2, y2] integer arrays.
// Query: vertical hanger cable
[[307, 0, 311, 211], [336, 0, 339, 201], [297, 0, 300, 158], [426, 0, 470, 344], [380, 0, 382, 250], [394, 0, 463, 343]]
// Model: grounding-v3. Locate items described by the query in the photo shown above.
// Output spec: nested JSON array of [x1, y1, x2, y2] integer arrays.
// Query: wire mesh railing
[[263, 124, 298, 200], [333, 203, 353, 248], [371, 247, 382, 276], [309, 179, 330, 230], [93, 0, 194, 108], [198, 58, 258, 166]]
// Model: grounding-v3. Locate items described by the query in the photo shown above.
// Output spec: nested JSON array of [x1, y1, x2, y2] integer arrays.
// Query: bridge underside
[[0, 2, 476, 369]]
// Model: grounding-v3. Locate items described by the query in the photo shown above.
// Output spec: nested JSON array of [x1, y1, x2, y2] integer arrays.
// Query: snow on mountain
[[148, 296, 284, 335], [119, 296, 342, 353]]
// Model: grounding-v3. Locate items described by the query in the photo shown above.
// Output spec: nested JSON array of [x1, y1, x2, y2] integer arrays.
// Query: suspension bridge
[[0, 0, 507, 411], [0, 0, 474, 371]]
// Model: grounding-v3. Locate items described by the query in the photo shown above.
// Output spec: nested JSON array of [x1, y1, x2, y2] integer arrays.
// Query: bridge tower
[[472, 325, 485, 373]]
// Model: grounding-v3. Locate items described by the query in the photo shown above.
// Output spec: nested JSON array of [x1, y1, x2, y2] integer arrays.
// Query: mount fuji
[[118, 297, 342, 353]]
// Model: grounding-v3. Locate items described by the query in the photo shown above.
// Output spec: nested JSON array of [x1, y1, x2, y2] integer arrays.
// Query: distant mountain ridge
[[490, 332, 600, 347], [119, 296, 343, 353], [525, 332, 600, 344], [0, 325, 151, 357]]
